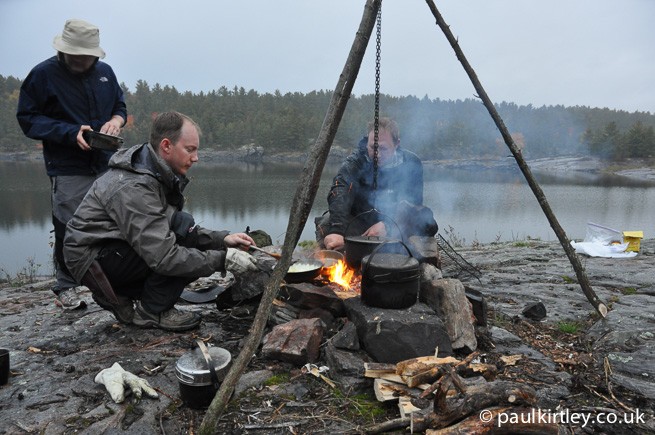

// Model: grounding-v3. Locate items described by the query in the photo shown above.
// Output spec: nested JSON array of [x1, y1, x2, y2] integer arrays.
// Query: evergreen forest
[[1, 74, 653, 161]]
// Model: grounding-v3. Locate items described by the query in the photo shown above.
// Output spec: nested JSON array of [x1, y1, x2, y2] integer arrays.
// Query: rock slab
[[344, 297, 452, 363]]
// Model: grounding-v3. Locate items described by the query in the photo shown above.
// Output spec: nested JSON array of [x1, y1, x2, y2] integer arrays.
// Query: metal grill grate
[[436, 234, 482, 282]]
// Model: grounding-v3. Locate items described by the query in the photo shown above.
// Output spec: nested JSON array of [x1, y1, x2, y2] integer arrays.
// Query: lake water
[[1, 160, 654, 277]]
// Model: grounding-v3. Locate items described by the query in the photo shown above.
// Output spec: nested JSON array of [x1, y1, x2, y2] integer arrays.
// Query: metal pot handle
[[345, 209, 403, 240], [196, 340, 220, 391], [361, 239, 413, 274]]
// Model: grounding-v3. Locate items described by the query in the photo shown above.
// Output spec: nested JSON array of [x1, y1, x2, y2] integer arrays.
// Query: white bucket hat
[[52, 19, 105, 59]]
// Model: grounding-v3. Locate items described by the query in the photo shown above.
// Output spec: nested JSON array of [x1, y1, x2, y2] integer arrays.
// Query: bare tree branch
[[199, 1, 382, 433], [424, 0, 607, 317]]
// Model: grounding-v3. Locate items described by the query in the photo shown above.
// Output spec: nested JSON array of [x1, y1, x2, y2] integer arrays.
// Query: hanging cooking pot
[[175, 340, 231, 409], [344, 210, 403, 269], [360, 241, 420, 309]]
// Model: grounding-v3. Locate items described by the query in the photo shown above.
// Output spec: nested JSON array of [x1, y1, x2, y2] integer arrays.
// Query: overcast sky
[[2, 0, 653, 113]]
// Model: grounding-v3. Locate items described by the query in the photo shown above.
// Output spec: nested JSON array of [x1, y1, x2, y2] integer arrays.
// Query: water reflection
[[1, 161, 653, 276], [0, 162, 51, 229]]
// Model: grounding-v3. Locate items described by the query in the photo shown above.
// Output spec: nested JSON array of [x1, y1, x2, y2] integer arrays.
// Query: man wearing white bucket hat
[[17, 19, 126, 310]]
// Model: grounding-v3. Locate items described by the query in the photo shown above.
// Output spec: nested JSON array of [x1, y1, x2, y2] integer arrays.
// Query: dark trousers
[[315, 212, 370, 250], [315, 203, 438, 249], [96, 240, 196, 314]]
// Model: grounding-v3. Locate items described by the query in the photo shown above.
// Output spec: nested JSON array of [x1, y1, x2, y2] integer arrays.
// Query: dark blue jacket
[[326, 137, 425, 236], [16, 55, 127, 176]]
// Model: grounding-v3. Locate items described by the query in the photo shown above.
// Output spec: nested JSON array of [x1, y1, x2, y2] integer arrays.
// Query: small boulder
[[261, 318, 325, 365], [522, 301, 547, 321]]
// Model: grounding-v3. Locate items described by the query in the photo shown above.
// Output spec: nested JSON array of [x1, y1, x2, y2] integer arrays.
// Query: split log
[[374, 379, 422, 402], [365, 362, 433, 389], [425, 407, 560, 434], [403, 365, 445, 388], [396, 355, 459, 388], [399, 396, 422, 418], [364, 362, 396, 378], [396, 355, 459, 375], [379, 373, 431, 389]]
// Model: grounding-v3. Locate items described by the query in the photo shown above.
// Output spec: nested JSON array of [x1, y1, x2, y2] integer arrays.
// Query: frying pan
[[82, 130, 124, 150], [284, 259, 324, 283], [313, 250, 344, 268], [249, 245, 323, 283]]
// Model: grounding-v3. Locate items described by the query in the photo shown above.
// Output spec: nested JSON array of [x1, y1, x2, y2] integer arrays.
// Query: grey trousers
[[51, 175, 97, 293]]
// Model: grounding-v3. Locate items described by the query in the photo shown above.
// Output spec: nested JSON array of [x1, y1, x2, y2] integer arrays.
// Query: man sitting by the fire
[[316, 117, 438, 251], [64, 111, 259, 332]]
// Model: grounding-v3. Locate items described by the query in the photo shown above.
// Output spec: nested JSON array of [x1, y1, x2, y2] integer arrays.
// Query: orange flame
[[326, 259, 355, 290]]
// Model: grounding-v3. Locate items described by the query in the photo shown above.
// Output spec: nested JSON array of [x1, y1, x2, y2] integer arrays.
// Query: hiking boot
[[55, 288, 87, 310], [132, 302, 201, 332], [91, 292, 134, 324]]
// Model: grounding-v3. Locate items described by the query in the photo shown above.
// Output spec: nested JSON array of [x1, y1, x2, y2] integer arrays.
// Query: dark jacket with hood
[[16, 55, 127, 176], [326, 137, 425, 236], [64, 143, 228, 283]]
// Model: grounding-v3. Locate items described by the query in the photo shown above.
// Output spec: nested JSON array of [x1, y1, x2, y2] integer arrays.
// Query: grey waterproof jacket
[[64, 143, 228, 283]]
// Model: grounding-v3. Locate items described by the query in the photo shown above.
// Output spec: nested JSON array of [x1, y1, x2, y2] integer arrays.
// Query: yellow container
[[622, 231, 644, 252]]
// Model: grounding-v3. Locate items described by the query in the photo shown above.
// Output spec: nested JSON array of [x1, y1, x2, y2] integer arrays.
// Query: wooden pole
[[423, 0, 607, 318], [199, 1, 381, 433]]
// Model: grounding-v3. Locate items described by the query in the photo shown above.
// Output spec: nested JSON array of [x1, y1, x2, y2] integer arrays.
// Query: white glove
[[94, 362, 159, 403], [225, 248, 259, 275]]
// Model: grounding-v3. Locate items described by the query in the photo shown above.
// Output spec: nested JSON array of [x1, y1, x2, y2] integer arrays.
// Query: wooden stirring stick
[[248, 245, 282, 260]]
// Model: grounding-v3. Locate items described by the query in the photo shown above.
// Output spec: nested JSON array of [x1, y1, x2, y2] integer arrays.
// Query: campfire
[[321, 259, 361, 294]]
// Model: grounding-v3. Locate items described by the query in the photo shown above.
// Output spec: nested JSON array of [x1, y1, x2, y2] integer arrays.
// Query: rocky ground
[[1, 237, 654, 434], [1, 154, 654, 434]]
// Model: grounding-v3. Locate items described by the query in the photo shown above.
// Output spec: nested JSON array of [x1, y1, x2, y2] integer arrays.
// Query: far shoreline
[[2, 150, 654, 182]]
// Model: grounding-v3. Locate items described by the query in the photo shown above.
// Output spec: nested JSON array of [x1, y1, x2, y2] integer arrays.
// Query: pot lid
[[175, 346, 231, 385], [179, 285, 227, 303], [345, 236, 399, 245], [362, 252, 419, 278]]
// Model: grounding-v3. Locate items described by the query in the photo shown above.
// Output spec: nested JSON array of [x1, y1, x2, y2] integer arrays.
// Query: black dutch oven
[[345, 235, 402, 269], [344, 211, 403, 269], [175, 340, 231, 409], [360, 241, 420, 309]]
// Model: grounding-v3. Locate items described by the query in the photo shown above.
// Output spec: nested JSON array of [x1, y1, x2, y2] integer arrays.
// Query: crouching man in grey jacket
[[64, 111, 258, 331]]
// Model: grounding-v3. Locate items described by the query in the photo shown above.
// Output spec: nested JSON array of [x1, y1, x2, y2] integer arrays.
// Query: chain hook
[[373, 0, 382, 190]]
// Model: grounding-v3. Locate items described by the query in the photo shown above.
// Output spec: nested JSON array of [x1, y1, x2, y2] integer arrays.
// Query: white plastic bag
[[571, 222, 636, 258], [570, 241, 636, 258], [584, 222, 623, 244]]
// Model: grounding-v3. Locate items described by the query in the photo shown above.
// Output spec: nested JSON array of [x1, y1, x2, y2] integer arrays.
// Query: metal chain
[[373, 0, 382, 190]]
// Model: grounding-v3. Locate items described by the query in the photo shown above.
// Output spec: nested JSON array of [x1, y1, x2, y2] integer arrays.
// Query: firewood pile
[[363, 351, 562, 434]]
